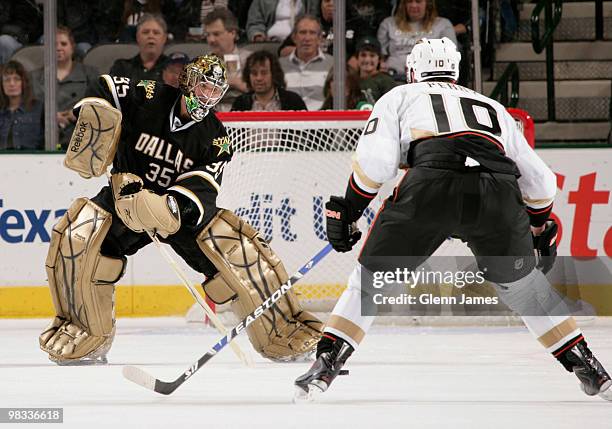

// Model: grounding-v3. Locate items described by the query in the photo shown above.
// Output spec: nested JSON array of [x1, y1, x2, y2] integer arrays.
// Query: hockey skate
[[293, 340, 352, 403], [565, 341, 612, 401]]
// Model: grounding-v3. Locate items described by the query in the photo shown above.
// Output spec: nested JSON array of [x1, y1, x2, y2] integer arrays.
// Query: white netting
[[187, 110, 546, 326]]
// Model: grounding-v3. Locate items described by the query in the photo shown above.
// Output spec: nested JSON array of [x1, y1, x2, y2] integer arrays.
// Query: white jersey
[[355, 82, 556, 209]]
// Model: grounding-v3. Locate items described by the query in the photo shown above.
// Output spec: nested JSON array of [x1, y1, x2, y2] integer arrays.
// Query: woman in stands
[[0, 60, 43, 150], [31, 26, 98, 150], [377, 0, 456, 81]]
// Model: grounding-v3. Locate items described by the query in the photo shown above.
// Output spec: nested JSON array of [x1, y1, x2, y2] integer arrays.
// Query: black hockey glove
[[532, 220, 558, 274], [325, 196, 362, 253]]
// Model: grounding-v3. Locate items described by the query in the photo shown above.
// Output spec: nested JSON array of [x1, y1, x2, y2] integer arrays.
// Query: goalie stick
[[122, 243, 334, 395]]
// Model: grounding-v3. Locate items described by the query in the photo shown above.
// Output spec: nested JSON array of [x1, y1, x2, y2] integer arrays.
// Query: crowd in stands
[[0, 0, 501, 151]]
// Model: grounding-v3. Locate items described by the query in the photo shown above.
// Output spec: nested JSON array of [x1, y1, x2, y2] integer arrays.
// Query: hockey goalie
[[39, 54, 322, 365]]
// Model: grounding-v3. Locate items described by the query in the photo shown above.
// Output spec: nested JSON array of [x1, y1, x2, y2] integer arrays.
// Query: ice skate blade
[[598, 380, 612, 401], [579, 379, 612, 400]]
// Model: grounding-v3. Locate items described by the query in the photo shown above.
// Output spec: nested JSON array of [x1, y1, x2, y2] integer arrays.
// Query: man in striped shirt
[[280, 15, 333, 111]]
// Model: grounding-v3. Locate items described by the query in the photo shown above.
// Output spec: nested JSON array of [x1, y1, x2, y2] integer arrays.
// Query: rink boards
[[0, 149, 610, 317]]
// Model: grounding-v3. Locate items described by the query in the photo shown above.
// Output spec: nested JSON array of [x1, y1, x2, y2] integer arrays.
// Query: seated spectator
[[279, 15, 333, 111], [162, 0, 202, 42], [57, 0, 122, 57], [162, 52, 190, 88], [246, 0, 319, 42], [204, 8, 250, 111], [278, 0, 363, 62], [117, 0, 162, 43], [354, 36, 398, 109], [31, 27, 98, 149], [377, 0, 456, 80], [320, 67, 365, 110], [110, 13, 168, 82], [0, 61, 43, 151], [0, 0, 43, 64], [231, 50, 306, 111], [348, 0, 392, 34]]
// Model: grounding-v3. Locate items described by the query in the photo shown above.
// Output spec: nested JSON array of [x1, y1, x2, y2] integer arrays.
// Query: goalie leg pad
[[199, 209, 323, 361], [40, 198, 126, 363]]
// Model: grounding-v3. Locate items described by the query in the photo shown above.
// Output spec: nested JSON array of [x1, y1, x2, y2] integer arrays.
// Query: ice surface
[[1, 318, 611, 429]]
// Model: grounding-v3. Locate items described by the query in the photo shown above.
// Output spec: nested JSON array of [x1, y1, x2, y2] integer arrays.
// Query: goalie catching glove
[[325, 196, 362, 252], [110, 173, 180, 238], [532, 219, 558, 274]]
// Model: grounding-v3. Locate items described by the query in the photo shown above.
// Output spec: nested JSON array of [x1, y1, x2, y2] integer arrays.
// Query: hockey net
[[187, 109, 537, 326]]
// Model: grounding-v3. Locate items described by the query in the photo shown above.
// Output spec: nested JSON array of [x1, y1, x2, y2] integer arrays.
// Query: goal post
[[187, 109, 536, 325]]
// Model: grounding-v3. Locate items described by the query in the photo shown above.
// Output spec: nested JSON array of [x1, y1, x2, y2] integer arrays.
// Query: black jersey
[[85, 74, 233, 226]]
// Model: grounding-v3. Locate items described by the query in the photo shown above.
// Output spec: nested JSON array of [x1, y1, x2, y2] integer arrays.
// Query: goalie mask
[[406, 37, 461, 83], [179, 54, 229, 121]]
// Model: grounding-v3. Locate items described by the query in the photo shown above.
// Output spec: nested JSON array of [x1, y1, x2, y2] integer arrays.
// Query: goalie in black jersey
[[39, 54, 322, 365]]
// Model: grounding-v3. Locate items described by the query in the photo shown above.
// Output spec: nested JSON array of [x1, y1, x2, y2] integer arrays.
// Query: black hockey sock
[[553, 334, 586, 372]]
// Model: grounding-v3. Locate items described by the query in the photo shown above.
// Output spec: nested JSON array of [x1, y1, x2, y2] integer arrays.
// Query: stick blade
[[123, 365, 157, 391]]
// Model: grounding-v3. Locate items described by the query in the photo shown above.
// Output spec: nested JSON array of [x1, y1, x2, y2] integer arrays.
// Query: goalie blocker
[[64, 99, 122, 179]]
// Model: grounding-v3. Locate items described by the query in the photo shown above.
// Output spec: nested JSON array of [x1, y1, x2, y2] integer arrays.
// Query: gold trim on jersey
[[523, 197, 555, 209], [351, 156, 382, 191], [175, 170, 221, 193], [410, 128, 437, 140], [167, 185, 204, 225]]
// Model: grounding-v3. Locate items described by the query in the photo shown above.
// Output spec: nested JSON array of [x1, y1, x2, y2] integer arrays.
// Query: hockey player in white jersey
[[294, 38, 612, 401]]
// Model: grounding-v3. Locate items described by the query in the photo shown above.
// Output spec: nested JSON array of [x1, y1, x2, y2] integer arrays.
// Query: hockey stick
[[146, 231, 252, 367], [122, 243, 333, 395]]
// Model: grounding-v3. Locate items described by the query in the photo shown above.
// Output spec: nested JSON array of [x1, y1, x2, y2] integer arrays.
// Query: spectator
[[0, 0, 43, 64], [162, 52, 190, 88], [278, 0, 363, 62], [279, 15, 333, 111], [110, 14, 168, 82], [231, 50, 306, 111], [320, 67, 365, 110], [162, 0, 202, 42], [56, 0, 122, 57], [354, 36, 398, 109], [204, 8, 250, 111], [348, 0, 392, 34], [0, 61, 43, 151], [246, 0, 319, 42], [377, 0, 456, 80], [117, 0, 162, 42], [31, 27, 99, 149]]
